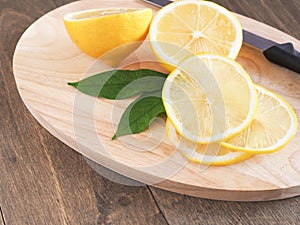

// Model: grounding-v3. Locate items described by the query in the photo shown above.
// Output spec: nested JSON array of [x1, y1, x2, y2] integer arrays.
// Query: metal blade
[[142, 0, 173, 7], [243, 30, 277, 51]]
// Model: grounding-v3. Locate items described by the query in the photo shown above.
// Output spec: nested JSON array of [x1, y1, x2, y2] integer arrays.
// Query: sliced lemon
[[149, 0, 243, 71], [162, 54, 257, 143], [166, 119, 252, 166], [63, 8, 152, 58], [222, 85, 298, 153]]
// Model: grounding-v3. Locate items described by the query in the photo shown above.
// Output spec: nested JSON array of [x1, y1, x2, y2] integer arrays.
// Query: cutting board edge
[[12, 0, 300, 201]]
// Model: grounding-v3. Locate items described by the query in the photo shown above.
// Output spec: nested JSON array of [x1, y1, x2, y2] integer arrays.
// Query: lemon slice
[[166, 119, 252, 166], [63, 8, 152, 58], [222, 85, 298, 153], [149, 0, 243, 71], [162, 54, 257, 143]]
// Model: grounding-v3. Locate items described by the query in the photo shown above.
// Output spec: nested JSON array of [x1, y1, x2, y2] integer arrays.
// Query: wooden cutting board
[[13, 0, 300, 201]]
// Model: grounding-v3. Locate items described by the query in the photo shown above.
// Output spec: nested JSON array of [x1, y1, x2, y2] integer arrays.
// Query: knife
[[142, 0, 300, 74]]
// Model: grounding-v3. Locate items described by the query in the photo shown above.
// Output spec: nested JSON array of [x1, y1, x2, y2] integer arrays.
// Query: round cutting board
[[13, 0, 300, 201]]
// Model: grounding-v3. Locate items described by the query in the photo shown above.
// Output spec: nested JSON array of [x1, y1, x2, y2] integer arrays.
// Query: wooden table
[[1, 0, 300, 224]]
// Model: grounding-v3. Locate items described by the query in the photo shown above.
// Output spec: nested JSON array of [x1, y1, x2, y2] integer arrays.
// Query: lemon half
[[63, 8, 152, 58]]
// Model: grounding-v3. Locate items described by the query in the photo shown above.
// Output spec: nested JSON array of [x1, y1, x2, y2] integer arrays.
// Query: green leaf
[[68, 69, 167, 100], [112, 91, 166, 140]]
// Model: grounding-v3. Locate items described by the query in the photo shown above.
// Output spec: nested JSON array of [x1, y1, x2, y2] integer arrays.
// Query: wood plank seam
[[148, 187, 170, 225], [12, 0, 300, 201], [52, 0, 59, 7], [37, 131, 68, 225], [0, 207, 6, 225]]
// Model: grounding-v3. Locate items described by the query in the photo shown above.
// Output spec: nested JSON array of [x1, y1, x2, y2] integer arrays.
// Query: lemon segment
[[63, 8, 152, 58], [166, 119, 253, 166], [149, 0, 243, 71], [222, 85, 298, 153], [162, 54, 257, 143]]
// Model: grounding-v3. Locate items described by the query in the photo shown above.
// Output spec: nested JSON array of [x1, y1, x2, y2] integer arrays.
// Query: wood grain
[[88, 160, 168, 225], [150, 0, 300, 223], [0, 208, 5, 225], [12, 0, 300, 201], [1, 0, 300, 224], [0, 0, 166, 225], [213, 0, 300, 40], [149, 187, 300, 225]]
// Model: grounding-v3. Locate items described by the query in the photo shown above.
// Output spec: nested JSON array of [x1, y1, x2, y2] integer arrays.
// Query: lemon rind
[[162, 54, 258, 144], [149, 0, 243, 71], [221, 85, 298, 154], [166, 119, 253, 166]]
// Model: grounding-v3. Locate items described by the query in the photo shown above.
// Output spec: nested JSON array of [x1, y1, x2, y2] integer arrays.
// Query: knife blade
[[142, 0, 300, 74]]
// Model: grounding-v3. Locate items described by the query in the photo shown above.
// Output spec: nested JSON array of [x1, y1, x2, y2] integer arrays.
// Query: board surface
[[13, 0, 300, 201]]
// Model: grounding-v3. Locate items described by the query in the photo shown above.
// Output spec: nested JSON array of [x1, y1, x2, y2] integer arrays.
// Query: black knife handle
[[263, 43, 300, 74]]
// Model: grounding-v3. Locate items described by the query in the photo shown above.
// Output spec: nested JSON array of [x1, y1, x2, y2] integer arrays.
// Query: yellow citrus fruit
[[149, 0, 242, 71], [166, 119, 253, 166], [162, 54, 257, 143], [63, 8, 152, 58], [222, 85, 298, 154]]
